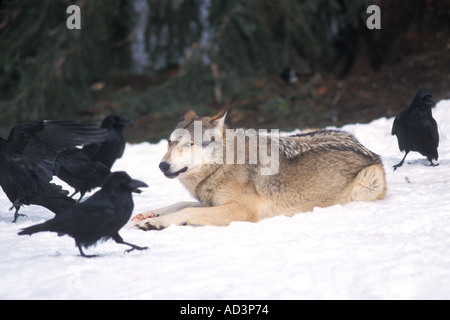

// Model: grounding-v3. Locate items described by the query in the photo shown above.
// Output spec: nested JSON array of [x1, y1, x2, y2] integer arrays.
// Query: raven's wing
[[6, 121, 107, 182], [22, 199, 116, 240], [391, 114, 401, 136], [30, 182, 76, 214], [81, 141, 102, 159], [56, 148, 110, 178], [430, 118, 439, 148], [75, 200, 117, 233], [45, 198, 117, 235], [56, 148, 110, 192], [82, 129, 127, 169]]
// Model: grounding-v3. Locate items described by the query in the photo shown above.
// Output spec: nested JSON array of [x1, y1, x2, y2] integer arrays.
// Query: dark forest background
[[0, 0, 449, 142]]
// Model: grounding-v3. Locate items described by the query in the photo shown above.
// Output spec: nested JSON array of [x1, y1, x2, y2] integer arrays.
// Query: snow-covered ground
[[1, 100, 449, 300]]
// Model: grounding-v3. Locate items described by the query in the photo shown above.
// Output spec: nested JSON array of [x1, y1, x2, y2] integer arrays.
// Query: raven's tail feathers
[[18, 222, 49, 236]]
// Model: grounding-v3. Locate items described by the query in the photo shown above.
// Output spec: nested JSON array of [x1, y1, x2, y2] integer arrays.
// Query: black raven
[[280, 67, 300, 84], [55, 115, 131, 201], [0, 121, 107, 222], [391, 89, 439, 170], [19, 171, 148, 258], [83, 115, 132, 170]]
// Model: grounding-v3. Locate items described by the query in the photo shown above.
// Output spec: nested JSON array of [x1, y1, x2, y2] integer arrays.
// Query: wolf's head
[[159, 109, 227, 179]]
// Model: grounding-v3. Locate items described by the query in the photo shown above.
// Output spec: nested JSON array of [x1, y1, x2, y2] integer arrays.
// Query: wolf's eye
[[185, 141, 194, 147]]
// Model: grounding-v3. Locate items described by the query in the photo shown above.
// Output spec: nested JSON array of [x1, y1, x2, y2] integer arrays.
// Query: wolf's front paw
[[137, 214, 190, 231], [137, 217, 169, 231], [131, 212, 157, 226]]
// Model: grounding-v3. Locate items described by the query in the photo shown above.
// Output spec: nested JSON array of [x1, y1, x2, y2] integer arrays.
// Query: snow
[[1, 100, 450, 300]]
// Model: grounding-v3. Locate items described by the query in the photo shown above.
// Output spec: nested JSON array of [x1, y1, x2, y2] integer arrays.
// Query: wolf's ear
[[182, 110, 197, 120], [210, 109, 228, 128]]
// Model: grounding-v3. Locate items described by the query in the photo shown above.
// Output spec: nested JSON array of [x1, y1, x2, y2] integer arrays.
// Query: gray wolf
[[133, 110, 386, 230]]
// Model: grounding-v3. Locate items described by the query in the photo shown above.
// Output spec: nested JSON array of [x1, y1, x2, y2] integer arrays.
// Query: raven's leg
[[428, 158, 439, 167], [112, 233, 148, 254], [11, 206, 27, 223], [77, 244, 98, 258], [69, 190, 79, 199], [393, 151, 409, 171], [77, 192, 86, 203]]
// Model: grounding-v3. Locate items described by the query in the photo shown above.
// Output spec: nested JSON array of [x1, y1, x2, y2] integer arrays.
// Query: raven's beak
[[128, 179, 148, 194], [424, 96, 435, 107]]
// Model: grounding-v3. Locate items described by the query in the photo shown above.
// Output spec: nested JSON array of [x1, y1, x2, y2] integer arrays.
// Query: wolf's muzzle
[[159, 162, 171, 173], [159, 162, 188, 179]]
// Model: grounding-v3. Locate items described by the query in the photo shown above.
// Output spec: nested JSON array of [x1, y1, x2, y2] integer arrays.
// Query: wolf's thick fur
[[134, 110, 386, 230]]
